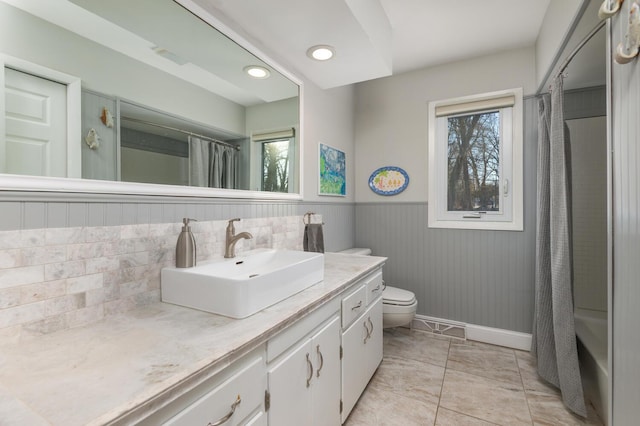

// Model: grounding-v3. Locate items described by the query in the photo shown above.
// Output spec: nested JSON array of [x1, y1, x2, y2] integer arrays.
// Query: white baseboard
[[413, 314, 532, 351], [466, 324, 532, 351]]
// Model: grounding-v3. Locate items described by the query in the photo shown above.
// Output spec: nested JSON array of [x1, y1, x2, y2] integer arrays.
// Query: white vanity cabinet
[[140, 264, 383, 426], [154, 350, 267, 426], [340, 270, 384, 423], [267, 312, 341, 426]]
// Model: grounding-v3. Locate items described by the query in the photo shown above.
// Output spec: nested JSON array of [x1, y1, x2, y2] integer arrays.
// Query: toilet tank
[[339, 248, 372, 256]]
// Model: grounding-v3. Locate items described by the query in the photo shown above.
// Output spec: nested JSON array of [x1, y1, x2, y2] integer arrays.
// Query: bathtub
[[574, 309, 608, 424]]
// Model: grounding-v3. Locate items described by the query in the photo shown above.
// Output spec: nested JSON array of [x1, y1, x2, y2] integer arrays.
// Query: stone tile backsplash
[[0, 216, 309, 338]]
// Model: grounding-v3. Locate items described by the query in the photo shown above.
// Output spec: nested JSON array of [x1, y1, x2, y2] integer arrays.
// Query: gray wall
[[0, 198, 355, 253], [611, 8, 640, 424], [564, 86, 607, 120], [352, 88, 609, 334], [564, 86, 609, 314], [355, 97, 538, 333], [568, 116, 607, 313], [81, 91, 117, 181], [353, 47, 536, 204]]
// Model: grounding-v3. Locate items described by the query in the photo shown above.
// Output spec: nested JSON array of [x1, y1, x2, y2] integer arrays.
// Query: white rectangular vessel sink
[[161, 249, 324, 318]]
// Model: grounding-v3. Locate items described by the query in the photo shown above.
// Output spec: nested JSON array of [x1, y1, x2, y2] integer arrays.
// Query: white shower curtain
[[189, 136, 237, 189], [531, 75, 586, 417]]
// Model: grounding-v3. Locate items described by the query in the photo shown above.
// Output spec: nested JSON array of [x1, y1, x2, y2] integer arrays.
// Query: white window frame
[[251, 128, 296, 193], [427, 88, 523, 231]]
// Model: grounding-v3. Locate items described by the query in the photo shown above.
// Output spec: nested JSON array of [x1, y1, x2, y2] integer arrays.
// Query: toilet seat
[[382, 285, 417, 328], [383, 286, 416, 306]]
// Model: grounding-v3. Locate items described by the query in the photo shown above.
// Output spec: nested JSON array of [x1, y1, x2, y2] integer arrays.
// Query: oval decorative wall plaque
[[368, 166, 409, 195]]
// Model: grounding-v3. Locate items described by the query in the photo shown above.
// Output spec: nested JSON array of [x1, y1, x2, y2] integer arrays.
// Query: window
[[252, 128, 295, 193], [261, 138, 291, 192], [428, 88, 523, 230]]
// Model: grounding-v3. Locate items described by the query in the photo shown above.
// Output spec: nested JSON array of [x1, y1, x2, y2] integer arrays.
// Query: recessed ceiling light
[[243, 65, 270, 79], [307, 45, 335, 61]]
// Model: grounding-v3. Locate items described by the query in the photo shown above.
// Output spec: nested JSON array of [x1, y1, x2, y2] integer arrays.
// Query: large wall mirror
[[0, 0, 301, 199]]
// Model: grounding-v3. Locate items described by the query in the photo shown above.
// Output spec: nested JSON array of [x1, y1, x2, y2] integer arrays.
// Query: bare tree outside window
[[262, 140, 290, 192], [447, 111, 500, 211]]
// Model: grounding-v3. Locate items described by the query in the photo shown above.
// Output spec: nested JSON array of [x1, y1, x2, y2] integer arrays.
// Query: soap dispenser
[[176, 218, 197, 268]]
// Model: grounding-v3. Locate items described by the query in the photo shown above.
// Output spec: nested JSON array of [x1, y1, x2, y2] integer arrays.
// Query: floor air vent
[[411, 315, 467, 340]]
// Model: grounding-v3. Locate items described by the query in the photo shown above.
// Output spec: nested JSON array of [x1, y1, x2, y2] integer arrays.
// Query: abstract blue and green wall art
[[319, 143, 346, 196]]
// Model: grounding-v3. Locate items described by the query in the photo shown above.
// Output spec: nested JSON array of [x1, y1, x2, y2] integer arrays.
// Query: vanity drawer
[[164, 356, 265, 426], [341, 284, 367, 329], [364, 270, 383, 305]]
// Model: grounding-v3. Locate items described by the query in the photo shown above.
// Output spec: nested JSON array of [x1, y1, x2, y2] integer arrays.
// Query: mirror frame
[[0, 0, 304, 201]]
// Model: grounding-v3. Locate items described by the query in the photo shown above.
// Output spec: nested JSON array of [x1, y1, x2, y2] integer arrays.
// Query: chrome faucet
[[224, 218, 253, 258]]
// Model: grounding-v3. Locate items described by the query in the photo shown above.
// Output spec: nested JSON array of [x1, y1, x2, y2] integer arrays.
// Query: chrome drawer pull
[[306, 353, 314, 388], [351, 300, 362, 310], [207, 395, 241, 426], [316, 344, 324, 377], [367, 317, 374, 336], [372, 284, 381, 292]]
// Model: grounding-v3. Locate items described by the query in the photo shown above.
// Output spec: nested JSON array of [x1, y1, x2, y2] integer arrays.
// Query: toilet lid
[[383, 286, 416, 304]]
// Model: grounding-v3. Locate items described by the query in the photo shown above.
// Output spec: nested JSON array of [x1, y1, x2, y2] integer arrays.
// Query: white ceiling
[[11, 0, 602, 105], [204, 0, 553, 89]]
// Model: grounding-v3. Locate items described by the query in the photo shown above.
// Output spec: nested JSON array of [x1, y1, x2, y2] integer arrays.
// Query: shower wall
[[565, 87, 607, 313], [566, 86, 608, 424]]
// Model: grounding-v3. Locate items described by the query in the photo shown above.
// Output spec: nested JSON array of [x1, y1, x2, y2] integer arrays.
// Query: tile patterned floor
[[344, 328, 604, 426]]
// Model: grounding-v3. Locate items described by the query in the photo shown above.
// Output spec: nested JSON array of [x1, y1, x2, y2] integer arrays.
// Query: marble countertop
[[0, 253, 385, 425]]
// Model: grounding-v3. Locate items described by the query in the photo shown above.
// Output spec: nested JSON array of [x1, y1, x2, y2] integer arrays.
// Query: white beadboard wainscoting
[[355, 201, 537, 335]]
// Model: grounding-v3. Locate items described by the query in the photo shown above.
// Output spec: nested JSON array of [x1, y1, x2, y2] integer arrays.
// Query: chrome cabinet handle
[[372, 284, 381, 292], [306, 353, 314, 388], [316, 344, 324, 378], [351, 300, 362, 311], [363, 319, 371, 343], [207, 395, 241, 426], [367, 317, 374, 337]]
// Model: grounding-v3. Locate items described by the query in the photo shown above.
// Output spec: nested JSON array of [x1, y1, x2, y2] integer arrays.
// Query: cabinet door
[[267, 339, 312, 426], [341, 313, 369, 422], [310, 316, 341, 426], [341, 299, 384, 423], [365, 298, 383, 379]]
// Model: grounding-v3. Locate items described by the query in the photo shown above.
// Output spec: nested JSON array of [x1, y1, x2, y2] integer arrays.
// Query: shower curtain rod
[[120, 116, 240, 150], [556, 20, 606, 78]]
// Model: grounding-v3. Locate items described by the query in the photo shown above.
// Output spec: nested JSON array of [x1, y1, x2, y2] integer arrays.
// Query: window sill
[[427, 217, 523, 231]]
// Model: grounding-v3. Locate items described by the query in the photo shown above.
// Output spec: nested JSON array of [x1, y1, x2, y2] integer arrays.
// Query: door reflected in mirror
[[0, 0, 300, 196]]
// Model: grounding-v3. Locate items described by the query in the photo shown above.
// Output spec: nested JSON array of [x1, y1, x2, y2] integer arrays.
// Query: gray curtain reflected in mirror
[[189, 136, 238, 189]]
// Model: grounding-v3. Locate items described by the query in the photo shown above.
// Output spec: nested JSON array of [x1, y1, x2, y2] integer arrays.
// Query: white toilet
[[339, 248, 417, 328]]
